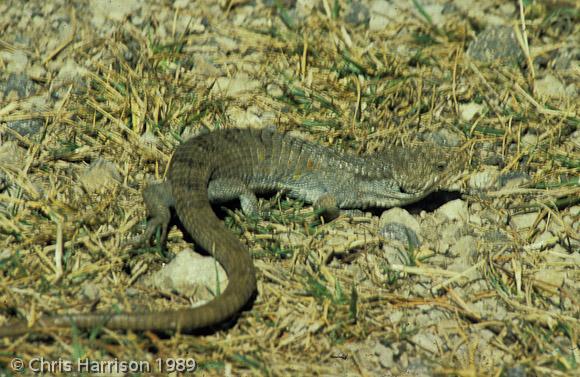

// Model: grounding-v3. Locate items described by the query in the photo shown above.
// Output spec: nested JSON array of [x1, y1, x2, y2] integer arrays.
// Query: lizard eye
[[435, 162, 447, 172]]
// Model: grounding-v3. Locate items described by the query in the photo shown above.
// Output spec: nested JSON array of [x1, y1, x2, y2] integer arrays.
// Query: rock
[[498, 2, 516, 16], [482, 229, 509, 243], [266, 83, 284, 97], [369, 0, 397, 31], [534, 230, 556, 246], [173, 0, 191, 9], [469, 168, 500, 191], [469, 205, 483, 225], [498, 172, 530, 189], [2, 73, 37, 99], [448, 248, 479, 277], [226, 107, 259, 129], [91, 0, 142, 25], [345, 1, 370, 26], [510, 212, 540, 230], [81, 283, 100, 302], [520, 133, 538, 147], [53, 59, 88, 88], [435, 199, 469, 222], [503, 365, 529, 377], [423, 128, 464, 147], [565, 83, 576, 97], [80, 159, 122, 193], [380, 208, 421, 236], [27, 64, 47, 80], [410, 332, 439, 354], [6, 119, 45, 139], [534, 268, 565, 287], [214, 35, 239, 53], [225, 106, 275, 129], [192, 54, 221, 77], [379, 208, 422, 248], [459, 102, 486, 122], [434, 222, 463, 253], [419, 4, 446, 27], [389, 310, 403, 324], [455, 331, 507, 374], [373, 342, 394, 368], [545, 244, 575, 262], [146, 249, 227, 301], [535, 74, 566, 99], [471, 203, 482, 211], [449, 235, 476, 258], [427, 309, 447, 322], [4, 50, 28, 73], [210, 74, 261, 97], [467, 25, 523, 65], [398, 352, 409, 369], [380, 223, 421, 250], [382, 244, 411, 265], [295, 0, 315, 19], [0, 141, 27, 170]]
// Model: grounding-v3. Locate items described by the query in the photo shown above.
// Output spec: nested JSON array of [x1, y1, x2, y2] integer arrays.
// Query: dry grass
[[0, 1, 578, 376]]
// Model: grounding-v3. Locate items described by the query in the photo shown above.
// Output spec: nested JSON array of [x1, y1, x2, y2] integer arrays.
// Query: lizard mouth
[[398, 186, 411, 194], [399, 178, 438, 196], [398, 186, 419, 195]]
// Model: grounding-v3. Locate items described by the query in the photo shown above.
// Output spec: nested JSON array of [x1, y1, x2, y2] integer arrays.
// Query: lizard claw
[[123, 215, 169, 250], [122, 181, 173, 250]]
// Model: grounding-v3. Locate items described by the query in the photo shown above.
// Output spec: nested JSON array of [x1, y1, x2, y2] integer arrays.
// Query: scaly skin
[[0, 128, 464, 337]]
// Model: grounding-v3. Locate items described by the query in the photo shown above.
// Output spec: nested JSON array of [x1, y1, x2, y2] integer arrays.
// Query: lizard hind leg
[[208, 178, 261, 216]]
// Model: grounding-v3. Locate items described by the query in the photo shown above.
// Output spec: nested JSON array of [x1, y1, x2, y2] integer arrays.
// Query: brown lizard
[[0, 128, 463, 337]]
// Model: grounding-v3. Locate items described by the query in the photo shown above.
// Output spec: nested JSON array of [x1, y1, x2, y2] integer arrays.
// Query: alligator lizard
[[0, 128, 463, 337]]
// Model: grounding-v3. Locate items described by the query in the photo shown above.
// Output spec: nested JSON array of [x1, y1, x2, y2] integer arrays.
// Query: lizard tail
[[0, 204, 256, 337], [0, 141, 257, 337]]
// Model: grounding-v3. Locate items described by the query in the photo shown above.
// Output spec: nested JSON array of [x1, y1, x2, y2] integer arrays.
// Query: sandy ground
[[0, 0, 578, 376]]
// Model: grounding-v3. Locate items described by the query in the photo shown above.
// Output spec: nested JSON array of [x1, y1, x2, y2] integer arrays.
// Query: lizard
[[0, 127, 464, 337]]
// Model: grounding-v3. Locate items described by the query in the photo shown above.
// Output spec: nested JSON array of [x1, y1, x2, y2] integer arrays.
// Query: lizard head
[[368, 144, 466, 206], [349, 144, 466, 208]]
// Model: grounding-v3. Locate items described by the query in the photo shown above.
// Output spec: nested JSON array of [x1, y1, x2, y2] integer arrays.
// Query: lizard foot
[[124, 214, 169, 249], [314, 193, 340, 222]]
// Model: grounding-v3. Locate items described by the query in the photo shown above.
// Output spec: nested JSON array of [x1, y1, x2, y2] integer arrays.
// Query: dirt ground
[[0, 0, 578, 376]]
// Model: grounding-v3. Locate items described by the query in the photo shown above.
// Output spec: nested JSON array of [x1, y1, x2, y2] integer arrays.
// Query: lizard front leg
[[313, 193, 340, 222], [208, 178, 261, 216]]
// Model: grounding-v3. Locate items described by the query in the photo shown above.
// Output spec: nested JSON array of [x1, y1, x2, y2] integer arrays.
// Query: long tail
[[0, 143, 257, 337]]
